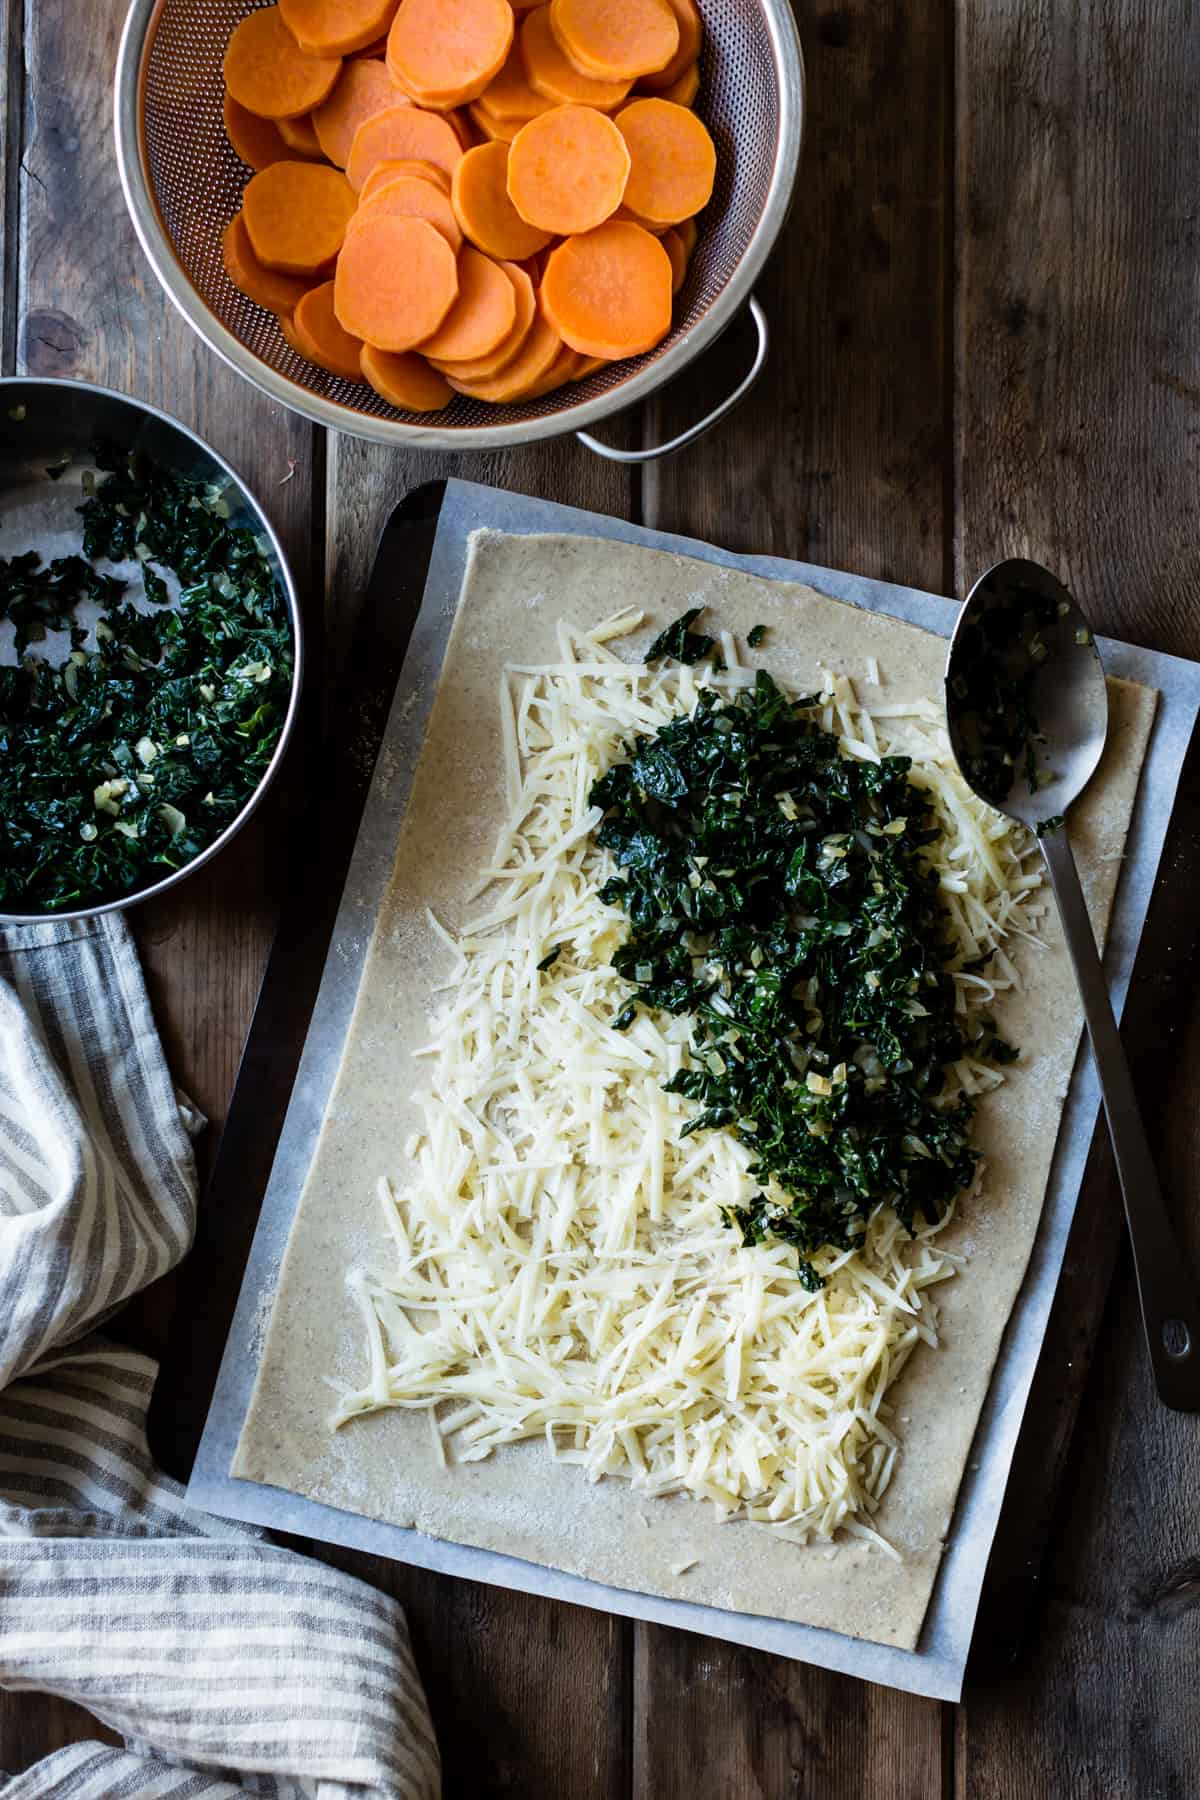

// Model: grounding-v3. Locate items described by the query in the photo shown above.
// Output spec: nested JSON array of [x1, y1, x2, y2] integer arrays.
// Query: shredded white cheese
[[333, 617, 1046, 1547]]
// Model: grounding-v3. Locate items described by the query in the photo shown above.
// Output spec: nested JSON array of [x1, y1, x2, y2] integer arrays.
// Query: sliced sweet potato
[[637, 0, 701, 90], [654, 60, 699, 108], [676, 214, 697, 256], [615, 97, 715, 223], [280, 0, 400, 57], [278, 310, 309, 356], [480, 45, 556, 120], [334, 212, 460, 347], [222, 212, 314, 313], [451, 142, 552, 259], [427, 258, 536, 377], [519, 7, 630, 109], [387, 0, 514, 108], [346, 103, 464, 188], [223, 8, 342, 120], [277, 111, 324, 155], [571, 353, 608, 377], [352, 170, 464, 250], [360, 343, 454, 409], [612, 202, 669, 234], [313, 59, 401, 166], [291, 279, 366, 378], [518, 369, 569, 400], [445, 298, 562, 399], [360, 155, 451, 198], [507, 105, 630, 234], [550, 0, 678, 82], [468, 102, 521, 142], [444, 108, 476, 147], [540, 218, 672, 356], [397, 77, 487, 111], [660, 224, 686, 292], [223, 95, 290, 171], [526, 242, 558, 283], [524, 339, 582, 393], [417, 244, 517, 358], [350, 36, 392, 58], [242, 161, 357, 273]]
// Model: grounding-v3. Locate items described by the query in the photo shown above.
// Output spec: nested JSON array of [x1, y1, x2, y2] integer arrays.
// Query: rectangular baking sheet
[[188, 478, 1200, 1700]]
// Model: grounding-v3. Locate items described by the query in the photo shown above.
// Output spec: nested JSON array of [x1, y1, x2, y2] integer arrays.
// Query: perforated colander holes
[[144, 0, 781, 425]]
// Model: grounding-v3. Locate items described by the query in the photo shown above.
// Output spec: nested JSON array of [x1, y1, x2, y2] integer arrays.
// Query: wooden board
[[5, 0, 1200, 1788], [953, 0, 1200, 1785]]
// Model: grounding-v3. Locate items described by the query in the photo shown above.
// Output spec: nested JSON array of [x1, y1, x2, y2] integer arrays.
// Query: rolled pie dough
[[234, 532, 1156, 1651]]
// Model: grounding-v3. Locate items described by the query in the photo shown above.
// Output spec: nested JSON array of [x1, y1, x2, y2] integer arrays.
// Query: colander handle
[[575, 296, 769, 464]]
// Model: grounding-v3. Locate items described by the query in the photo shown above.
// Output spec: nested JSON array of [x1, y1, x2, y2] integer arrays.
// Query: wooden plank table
[[4, 0, 1200, 1792]]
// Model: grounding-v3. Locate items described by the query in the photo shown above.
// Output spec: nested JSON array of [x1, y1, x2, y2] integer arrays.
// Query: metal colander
[[115, 0, 804, 457]]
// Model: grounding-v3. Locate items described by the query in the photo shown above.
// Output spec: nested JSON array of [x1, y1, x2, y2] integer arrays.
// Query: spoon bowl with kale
[[945, 556, 1107, 834], [946, 557, 1200, 1412], [0, 378, 301, 922]]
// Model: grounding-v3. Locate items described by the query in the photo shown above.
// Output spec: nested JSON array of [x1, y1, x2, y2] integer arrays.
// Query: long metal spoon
[[945, 557, 1200, 1410]]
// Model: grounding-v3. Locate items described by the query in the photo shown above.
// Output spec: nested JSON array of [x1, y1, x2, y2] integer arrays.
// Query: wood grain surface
[[4, 0, 1200, 1792]]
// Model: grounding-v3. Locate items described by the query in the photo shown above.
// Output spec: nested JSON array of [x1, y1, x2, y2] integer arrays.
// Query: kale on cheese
[[333, 610, 1045, 1547]]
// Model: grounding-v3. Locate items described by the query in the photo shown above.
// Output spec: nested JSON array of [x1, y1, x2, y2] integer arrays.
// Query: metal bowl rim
[[0, 373, 304, 927], [113, 0, 805, 452]]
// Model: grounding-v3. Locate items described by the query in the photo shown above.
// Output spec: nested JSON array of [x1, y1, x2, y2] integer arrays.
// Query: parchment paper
[[189, 479, 1200, 1700]]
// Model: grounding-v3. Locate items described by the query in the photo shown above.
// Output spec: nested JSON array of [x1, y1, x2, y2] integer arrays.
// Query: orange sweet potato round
[[222, 212, 314, 314], [417, 244, 518, 359], [468, 103, 520, 142], [427, 259, 537, 377], [276, 111, 324, 156], [615, 96, 715, 224], [291, 280, 367, 378], [660, 225, 686, 293], [653, 60, 699, 108], [280, 0, 400, 57], [445, 298, 562, 400], [334, 212, 460, 348], [361, 156, 451, 197], [360, 343, 454, 409], [507, 105, 630, 235], [637, 0, 701, 90], [550, 0, 678, 81], [224, 8, 342, 119], [352, 170, 464, 250], [387, 0, 514, 107], [346, 103, 464, 189], [242, 161, 357, 273], [452, 142, 552, 259], [223, 95, 290, 171], [480, 45, 555, 120], [313, 59, 402, 166], [540, 218, 672, 357], [519, 7, 631, 110]]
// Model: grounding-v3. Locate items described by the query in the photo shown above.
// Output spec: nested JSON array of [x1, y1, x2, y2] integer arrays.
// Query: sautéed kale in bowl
[[0, 380, 301, 923]]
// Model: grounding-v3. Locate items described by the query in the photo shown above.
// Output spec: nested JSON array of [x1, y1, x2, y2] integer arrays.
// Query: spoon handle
[[1039, 825, 1200, 1409]]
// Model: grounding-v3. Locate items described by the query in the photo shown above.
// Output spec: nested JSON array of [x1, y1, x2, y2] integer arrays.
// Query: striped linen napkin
[[0, 914, 441, 1800]]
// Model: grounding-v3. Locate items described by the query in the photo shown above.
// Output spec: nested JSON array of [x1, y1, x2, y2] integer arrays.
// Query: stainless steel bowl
[[0, 377, 302, 925], [114, 0, 804, 459]]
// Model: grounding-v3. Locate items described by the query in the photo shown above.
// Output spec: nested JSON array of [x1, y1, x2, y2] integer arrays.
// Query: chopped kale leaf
[[645, 608, 718, 667], [590, 665, 1016, 1277]]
